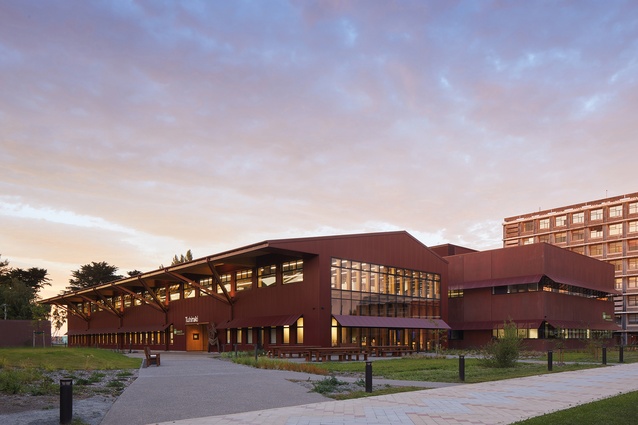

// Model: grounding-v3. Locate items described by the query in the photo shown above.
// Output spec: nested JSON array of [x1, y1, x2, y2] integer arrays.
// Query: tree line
[[0, 250, 193, 323]]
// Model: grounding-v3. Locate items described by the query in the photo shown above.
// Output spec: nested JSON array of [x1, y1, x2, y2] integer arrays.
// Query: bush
[[311, 376, 347, 394], [0, 369, 24, 394], [482, 321, 523, 368]]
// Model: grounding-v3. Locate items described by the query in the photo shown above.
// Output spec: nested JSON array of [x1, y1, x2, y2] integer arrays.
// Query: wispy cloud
[[1, 0, 637, 294]]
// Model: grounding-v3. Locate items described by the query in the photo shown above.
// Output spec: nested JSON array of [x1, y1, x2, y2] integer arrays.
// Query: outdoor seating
[[144, 346, 161, 366]]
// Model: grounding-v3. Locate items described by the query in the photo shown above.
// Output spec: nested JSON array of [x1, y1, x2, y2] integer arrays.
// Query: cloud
[[1, 0, 638, 295]]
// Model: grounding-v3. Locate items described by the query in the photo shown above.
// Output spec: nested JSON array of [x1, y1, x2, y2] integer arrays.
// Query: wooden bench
[[267, 345, 320, 361], [369, 345, 415, 357], [144, 346, 161, 367], [310, 347, 368, 362]]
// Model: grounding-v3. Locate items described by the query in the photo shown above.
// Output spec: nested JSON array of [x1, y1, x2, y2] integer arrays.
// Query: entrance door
[[185, 324, 209, 351]]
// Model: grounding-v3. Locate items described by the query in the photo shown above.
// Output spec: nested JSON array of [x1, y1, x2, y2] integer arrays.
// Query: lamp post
[[1, 303, 7, 320]]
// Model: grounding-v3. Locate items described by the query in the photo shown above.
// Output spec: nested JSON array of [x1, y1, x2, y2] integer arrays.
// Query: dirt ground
[[0, 369, 138, 425]]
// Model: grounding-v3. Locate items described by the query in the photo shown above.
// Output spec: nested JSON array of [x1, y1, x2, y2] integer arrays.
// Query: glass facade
[[330, 257, 443, 350]]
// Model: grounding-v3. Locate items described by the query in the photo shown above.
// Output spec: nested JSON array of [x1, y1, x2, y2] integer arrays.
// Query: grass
[[231, 354, 329, 375], [513, 391, 638, 425], [530, 347, 638, 364], [0, 347, 140, 397], [0, 347, 141, 370], [312, 356, 600, 383]]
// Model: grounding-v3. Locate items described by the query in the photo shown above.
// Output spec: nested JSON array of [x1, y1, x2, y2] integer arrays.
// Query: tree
[[127, 270, 143, 277], [51, 306, 66, 335], [0, 255, 51, 320], [160, 250, 194, 268], [66, 261, 122, 292], [172, 250, 193, 265]]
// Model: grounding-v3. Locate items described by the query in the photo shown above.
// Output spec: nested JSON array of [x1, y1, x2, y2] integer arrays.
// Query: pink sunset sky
[[1, 0, 637, 299]]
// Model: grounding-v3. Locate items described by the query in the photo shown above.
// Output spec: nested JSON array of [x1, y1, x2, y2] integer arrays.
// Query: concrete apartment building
[[503, 192, 638, 345]]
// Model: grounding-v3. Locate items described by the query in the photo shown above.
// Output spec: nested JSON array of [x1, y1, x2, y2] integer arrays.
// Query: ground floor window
[[330, 319, 445, 351], [296, 317, 304, 344]]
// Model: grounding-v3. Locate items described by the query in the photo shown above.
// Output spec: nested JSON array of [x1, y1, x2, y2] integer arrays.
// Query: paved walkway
[[103, 352, 638, 425]]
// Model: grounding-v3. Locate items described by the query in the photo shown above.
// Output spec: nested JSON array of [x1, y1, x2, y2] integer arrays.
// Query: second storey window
[[282, 260, 304, 284]]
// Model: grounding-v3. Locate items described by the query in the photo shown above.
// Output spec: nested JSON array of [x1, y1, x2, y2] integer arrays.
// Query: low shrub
[[482, 321, 523, 368]]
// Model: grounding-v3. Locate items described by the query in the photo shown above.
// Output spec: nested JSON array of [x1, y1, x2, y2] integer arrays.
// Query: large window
[[199, 277, 213, 296], [590, 226, 603, 239], [630, 202, 638, 215], [572, 212, 584, 224], [610, 260, 623, 272], [235, 270, 253, 291], [608, 242, 623, 254], [282, 260, 303, 284], [216, 274, 231, 294], [629, 239, 638, 251], [555, 215, 567, 227], [629, 258, 638, 271], [627, 296, 638, 307], [258, 265, 277, 287], [555, 233, 567, 243], [539, 219, 550, 230], [610, 205, 623, 218], [523, 221, 534, 232], [331, 257, 441, 320], [630, 221, 638, 233], [609, 223, 623, 236], [571, 230, 584, 241], [590, 209, 603, 221], [590, 244, 603, 256], [628, 276, 638, 288]]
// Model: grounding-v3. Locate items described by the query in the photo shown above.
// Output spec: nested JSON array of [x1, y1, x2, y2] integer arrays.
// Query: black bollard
[[602, 347, 607, 365], [548, 351, 553, 371], [60, 378, 73, 424], [234, 344, 238, 357], [365, 361, 372, 393], [459, 355, 465, 382], [620, 345, 624, 363], [254, 344, 258, 361]]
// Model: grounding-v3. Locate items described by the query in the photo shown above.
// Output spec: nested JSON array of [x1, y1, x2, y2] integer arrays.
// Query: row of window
[[492, 327, 613, 340], [518, 202, 638, 232], [226, 318, 304, 345], [331, 290, 441, 318], [491, 281, 610, 300], [522, 225, 638, 246], [74, 260, 305, 313], [330, 258, 441, 298], [616, 276, 638, 290], [69, 329, 172, 347], [448, 281, 610, 300]]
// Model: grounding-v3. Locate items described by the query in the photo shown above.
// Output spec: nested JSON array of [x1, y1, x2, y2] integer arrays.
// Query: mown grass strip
[[513, 391, 638, 425], [311, 356, 601, 383]]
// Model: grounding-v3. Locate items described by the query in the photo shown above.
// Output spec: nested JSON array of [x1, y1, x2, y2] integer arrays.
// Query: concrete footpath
[[102, 352, 638, 425]]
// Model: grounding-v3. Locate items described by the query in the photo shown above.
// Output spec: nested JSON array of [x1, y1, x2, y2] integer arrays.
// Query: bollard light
[[60, 378, 73, 425], [365, 361, 372, 393], [602, 346, 607, 365], [620, 345, 624, 363], [459, 355, 465, 382], [548, 351, 553, 371]]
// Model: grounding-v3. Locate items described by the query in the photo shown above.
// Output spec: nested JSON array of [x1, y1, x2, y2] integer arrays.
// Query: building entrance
[[185, 324, 208, 351]]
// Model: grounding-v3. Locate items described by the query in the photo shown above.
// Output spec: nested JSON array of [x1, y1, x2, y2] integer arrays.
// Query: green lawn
[[313, 356, 600, 383], [0, 347, 140, 398], [513, 391, 638, 425], [0, 347, 141, 370], [530, 348, 638, 364]]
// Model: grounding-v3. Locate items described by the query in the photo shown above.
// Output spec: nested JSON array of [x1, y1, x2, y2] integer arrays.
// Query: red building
[[432, 243, 619, 350], [42, 232, 449, 352]]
